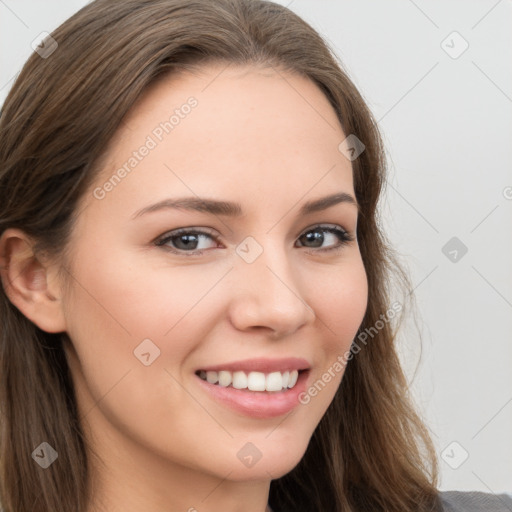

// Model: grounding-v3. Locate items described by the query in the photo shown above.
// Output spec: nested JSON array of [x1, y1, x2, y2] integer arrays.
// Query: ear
[[0, 228, 67, 333]]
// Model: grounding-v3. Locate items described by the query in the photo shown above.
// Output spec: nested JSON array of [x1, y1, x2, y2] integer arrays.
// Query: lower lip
[[195, 370, 310, 419]]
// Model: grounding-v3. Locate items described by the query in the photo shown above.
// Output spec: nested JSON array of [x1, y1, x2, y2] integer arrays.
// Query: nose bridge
[[237, 233, 294, 290], [229, 233, 314, 334]]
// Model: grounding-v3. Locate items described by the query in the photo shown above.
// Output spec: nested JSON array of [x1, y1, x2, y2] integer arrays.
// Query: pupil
[[177, 234, 198, 249], [305, 231, 323, 248]]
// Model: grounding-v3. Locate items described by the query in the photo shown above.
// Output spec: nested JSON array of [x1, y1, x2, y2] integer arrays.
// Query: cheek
[[64, 244, 223, 342], [61, 253, 216, 452], [61, 247, 232, 411], [314, 256, 368, 345], [295, 256, 367, 411]]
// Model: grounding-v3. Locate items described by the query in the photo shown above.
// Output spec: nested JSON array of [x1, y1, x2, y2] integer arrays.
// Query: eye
[[155, 224, 354, 256], [295, 224, 354, 253], [155, 227, 219, 256]]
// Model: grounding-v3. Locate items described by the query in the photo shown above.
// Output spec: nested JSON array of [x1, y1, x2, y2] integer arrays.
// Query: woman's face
[[61, 63, 367, 496]]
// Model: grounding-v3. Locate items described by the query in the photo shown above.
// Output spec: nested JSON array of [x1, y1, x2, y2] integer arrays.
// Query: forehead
[[84, 63, 354, 221]]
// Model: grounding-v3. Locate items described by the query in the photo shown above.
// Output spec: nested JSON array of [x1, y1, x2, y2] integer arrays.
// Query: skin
[[0, 63, 368, 512]]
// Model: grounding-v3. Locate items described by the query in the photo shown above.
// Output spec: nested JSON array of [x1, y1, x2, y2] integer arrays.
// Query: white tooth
[[247, 371, 266, 391], [206, 371, 218, 384], [287, 370, 298, 388], [199, 370, 207, 380], [266, 372, 283, 392], [232, 371, 248, 389], [281, 371, 290, 388], [218, 370, 232, 387]]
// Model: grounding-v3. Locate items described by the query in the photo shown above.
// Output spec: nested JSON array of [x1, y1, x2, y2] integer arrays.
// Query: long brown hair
[[0, 1, 440, 510]]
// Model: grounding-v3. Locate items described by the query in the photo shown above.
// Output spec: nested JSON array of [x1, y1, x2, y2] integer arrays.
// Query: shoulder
[[438, 490, 512, 511]]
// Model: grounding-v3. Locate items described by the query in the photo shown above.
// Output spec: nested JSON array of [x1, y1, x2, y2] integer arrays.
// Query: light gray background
[[1, 0, 511, 495]]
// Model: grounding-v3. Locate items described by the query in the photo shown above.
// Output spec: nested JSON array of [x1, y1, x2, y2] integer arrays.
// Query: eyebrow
[[131, 191, 359, 220]]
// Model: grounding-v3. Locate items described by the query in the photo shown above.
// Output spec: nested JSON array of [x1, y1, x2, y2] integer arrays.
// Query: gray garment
[[439, 490, 512, 511], [267, 490, 512, 511]]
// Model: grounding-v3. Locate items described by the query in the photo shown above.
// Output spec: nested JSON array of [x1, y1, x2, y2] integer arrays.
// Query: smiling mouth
[[194, 369, 307, 393]]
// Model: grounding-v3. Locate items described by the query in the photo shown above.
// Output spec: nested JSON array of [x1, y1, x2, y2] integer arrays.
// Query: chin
[[215, 434, 310, 482]]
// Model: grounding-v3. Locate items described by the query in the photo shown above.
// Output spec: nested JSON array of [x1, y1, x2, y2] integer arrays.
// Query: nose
[[227, 239, 315, 338]]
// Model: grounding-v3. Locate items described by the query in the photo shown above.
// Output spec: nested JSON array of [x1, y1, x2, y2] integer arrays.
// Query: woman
[[0, 1, 510, 511]]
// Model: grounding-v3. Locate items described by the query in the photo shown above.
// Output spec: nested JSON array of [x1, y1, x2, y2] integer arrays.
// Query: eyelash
[[154, 224, 355, 257]]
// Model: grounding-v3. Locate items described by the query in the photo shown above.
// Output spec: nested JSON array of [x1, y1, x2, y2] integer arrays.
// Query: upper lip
[[196, 357, 311, 374]]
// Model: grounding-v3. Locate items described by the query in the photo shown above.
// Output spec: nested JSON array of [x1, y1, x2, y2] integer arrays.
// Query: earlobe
[[0, 228, 67, 333]]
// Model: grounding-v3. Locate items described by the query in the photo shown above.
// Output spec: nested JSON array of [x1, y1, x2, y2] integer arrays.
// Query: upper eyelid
[[155, 223, 353, 247], [157, 223, 351, 239]]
